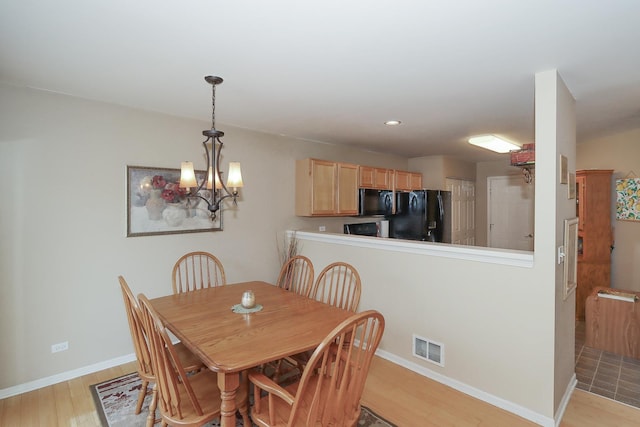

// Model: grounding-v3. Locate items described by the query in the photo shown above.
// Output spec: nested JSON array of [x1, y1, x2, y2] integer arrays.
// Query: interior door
[[488, 175, 534, 251], [446, 178, 475, 246]]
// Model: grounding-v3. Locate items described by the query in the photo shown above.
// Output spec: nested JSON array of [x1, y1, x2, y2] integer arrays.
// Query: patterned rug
[[90, 372, 395, 426]]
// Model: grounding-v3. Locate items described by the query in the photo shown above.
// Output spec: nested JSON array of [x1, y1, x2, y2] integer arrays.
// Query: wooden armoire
[[575, 169, 614, 320]]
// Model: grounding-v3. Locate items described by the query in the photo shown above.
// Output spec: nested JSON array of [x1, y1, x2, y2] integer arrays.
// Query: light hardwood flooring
[[1, 356, 639, 426]]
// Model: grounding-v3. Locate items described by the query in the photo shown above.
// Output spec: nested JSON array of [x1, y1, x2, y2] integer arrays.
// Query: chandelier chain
[[211, 82, 216, 130]]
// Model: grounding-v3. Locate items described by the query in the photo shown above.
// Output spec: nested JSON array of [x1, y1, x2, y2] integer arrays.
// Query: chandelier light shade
[[179, 76, 243, 219], [179, 161, 198, 188], [226, 162, 244, 190]]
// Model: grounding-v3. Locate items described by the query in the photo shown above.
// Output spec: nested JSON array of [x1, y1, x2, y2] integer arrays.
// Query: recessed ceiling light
[[384, 120, 401, 126], [468, 135, 521, 153]]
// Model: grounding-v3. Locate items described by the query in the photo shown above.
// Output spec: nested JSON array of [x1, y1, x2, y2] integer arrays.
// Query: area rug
[[91, 372, 395, 426]]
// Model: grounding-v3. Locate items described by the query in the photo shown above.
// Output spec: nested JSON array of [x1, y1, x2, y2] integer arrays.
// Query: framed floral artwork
[[126, 165, 222, 237], [616, 177, 640, 221]]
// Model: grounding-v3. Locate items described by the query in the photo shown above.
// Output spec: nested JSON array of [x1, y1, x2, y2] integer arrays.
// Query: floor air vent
[[413, 334, 444, 367]]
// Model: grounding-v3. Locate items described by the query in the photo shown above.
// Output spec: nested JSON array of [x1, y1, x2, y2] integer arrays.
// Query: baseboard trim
[[375, 348, 557, 427], [554, 374, 577, 427], [0, 353, 136, 399]]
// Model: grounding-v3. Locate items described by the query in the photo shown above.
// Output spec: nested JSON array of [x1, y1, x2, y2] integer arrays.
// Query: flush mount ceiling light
[[384, 120, 401, 126], [468, 135, 521, 153], [179, 76, 244, 220]]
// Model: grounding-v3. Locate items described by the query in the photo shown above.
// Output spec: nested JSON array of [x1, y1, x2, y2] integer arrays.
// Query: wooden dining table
[[149, 280, 353, 427]]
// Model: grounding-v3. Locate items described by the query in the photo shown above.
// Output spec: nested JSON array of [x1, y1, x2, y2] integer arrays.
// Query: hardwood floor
[[363, 357, 640, 427], [1, 356, 639, 426]]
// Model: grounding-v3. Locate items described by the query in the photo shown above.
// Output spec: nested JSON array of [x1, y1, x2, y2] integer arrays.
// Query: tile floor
[[575, 320, 640, 408]]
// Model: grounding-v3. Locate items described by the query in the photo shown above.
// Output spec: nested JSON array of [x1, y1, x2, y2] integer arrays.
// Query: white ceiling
[[2, 1, 639, 163]]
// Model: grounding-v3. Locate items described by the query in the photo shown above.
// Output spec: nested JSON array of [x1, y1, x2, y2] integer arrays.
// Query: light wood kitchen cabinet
[[359, 166, 391, 189], [575, 169, 613, 320], [394, 170, 423, 191], [295, 159, 359, 216]]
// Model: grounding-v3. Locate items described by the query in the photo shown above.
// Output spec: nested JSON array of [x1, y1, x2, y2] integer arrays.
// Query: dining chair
[[266, 256, 315, 382], [248, 310, 385, 427], [172, 251, 226, 294], [118, 276, 204, 427], [280, 261, 363, 381], [311, 262, 362, 312], [138, 293, 251, 427], [276, 255, 315, 297]]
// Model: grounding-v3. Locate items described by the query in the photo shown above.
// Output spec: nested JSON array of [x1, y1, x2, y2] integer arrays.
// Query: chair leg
[[136, 380, 149, 414], [146, 384, 158, 427], [238, 403, 251, 426], [271, 359, 283, 383]]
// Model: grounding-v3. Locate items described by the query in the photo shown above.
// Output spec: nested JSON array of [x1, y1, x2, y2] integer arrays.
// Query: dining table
[[149, 280, 354, 427]]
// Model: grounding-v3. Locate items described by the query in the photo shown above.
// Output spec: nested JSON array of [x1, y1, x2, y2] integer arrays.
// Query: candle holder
[[241, 290, 256, 309]]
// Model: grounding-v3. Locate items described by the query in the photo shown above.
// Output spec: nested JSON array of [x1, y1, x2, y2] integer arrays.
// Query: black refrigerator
[[388, 190, 451, 242]]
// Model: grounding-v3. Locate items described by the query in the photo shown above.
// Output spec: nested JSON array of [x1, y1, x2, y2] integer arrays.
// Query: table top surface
[[149, 281, 353, 373]]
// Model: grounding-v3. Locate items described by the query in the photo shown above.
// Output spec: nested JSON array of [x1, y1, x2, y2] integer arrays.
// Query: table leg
[[218, 371, 240, 427]]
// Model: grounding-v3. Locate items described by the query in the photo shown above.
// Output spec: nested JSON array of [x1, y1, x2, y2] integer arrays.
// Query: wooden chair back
[[311, 262, 361, 312], [250, 310, 385, 426], [138, 293, 206, 420], [172, 251, 226, 294], [276, 255, 315, 297], [118, 276, 153, 381]]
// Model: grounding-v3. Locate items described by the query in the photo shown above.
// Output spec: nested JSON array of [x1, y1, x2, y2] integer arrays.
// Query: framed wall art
[[616, 177, 640, 221], [559, 154, 568, 184], [126, 165, 222, 237], [568, 172, 576, 199]]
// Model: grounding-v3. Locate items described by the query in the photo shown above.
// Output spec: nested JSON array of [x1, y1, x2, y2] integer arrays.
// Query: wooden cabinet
[[585, 287, 640, 359], [575, 169, 613, 320], [295, 159, 358, 216], [359, 166, 391, 190], [394, 170, 422, 191]]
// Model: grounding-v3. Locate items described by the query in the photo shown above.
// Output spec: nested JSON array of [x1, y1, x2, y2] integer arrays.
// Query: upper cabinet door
[[295, 159, 358, 216], [311, 160, 338, 215], [359, 166, 391, 190], [337, 163, 358, 215], [394, 170, 422, 191]]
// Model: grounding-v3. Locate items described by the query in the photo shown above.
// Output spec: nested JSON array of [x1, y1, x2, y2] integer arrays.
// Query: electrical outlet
[[319, 226, 326, 232], [51, 341, 69, 353]]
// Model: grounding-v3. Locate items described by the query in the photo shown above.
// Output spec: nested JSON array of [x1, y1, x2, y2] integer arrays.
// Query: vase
[[145, 189, 166, 220], [163, 202, 187, 227]]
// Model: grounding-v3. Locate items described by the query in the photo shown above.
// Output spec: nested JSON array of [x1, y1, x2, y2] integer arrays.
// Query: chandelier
[[179, 76, 243, 220]]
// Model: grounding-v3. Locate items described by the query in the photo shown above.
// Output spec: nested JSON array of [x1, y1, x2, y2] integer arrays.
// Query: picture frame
[[616, 178, 640, 221], [563, 217, 578, 300], [568, 172, 576, 199], [126, 165, 222, 237], [559, 154, 568, 184]]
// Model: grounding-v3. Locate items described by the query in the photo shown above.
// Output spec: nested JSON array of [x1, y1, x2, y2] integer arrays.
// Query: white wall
[[409, 155, 476, 190], [0, 83, 407, 390], [534, 70, 576, 416], [299, 237, 548, 418]]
